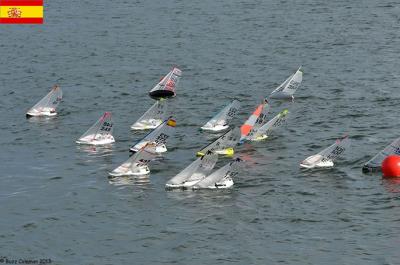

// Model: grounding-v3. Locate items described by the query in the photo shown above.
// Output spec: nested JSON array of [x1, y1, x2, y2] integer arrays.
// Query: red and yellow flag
[[0, 0, 43, 24]]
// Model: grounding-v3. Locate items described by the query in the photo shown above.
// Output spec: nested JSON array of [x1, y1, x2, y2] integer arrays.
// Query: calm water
[[1, 0, 400, 264]]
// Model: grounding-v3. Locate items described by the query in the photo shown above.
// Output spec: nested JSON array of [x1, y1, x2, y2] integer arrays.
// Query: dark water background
[[1, 0, 400, 264]]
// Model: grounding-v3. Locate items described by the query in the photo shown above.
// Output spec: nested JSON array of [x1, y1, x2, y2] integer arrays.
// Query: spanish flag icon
[[0, 0, 43, 24]]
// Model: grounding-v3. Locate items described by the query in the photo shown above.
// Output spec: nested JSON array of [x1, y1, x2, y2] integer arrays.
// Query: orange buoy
[[381, 155, 400, 178]]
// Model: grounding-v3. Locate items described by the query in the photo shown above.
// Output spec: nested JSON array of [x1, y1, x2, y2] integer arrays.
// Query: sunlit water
[[1, 0, 400, 264]]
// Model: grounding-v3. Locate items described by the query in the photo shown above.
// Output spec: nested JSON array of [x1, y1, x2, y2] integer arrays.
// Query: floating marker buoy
[[381, 155, 400, 178]]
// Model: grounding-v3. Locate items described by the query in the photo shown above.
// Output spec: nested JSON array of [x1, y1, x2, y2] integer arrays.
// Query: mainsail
[[197, 127, 240, 156], [246, 109, 289, 141], [27, 85, 63, 117], [201, 100, 241, 130], [166, 152, 218, 188], [131, 99, 167, 130], [193, 158, 242, 189], [109, 143, 158, 176], [269, 67, 303, 99], [240, 99, 269, 142], [363, 137, 400, 172], [300, 136, 351, 168], [76, 112, 114, 145], [149, 67, 182, 99], [130, 117, 176, 152]]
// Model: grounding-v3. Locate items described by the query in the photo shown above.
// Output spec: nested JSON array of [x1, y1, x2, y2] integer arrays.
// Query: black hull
[[149, 90, 175, 100], [26, 113, 34, 119], [362, 165, 381, 174]]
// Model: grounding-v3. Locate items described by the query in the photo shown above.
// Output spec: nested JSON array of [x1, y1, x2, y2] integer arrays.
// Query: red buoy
[[381, 155, 400, 178]]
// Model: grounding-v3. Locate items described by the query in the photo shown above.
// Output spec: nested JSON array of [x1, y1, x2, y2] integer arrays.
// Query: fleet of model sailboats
[[28, 66, 381, 191]]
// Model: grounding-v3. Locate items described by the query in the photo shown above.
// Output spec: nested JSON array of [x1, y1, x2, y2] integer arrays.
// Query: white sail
[[131, 100, 167, 130], [165, 152, 218, 189], [240, 100, 270, 142], [269, 67, 303, 99], [76, 112, 115, 145], [201, 100, 241, 131], [246, 109, 289, 141], [363, 137, 400, 172], [193, 158, 242, 189], [300, 136, 351, 169], [130, 117, 176, 153], [149, 67, 182, 99], [27, 85, 63, 117], [109, 143, 158, 177], [197, 127, 240, 156]]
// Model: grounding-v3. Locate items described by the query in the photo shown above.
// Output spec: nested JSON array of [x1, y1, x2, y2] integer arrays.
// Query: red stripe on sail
[[0, 17, 43, 23], [0, 0, 43, 6]]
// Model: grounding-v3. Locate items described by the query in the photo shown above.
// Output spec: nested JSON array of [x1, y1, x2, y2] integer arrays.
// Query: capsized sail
[[149, 67, 182, 99], [362, 137, 400, 173], [76, 112, 115, 145], [201, 100, 241, 132], [193, 158, 242, 189], [300, 136, 351, 169], [197, 127, 240, 156], [165, 151, 218, 189], [246, 109, 289, 141], [240, 99, 269, 142], [130, 117, 176, 153], [109, 143, 158, 177], [26, 85, 63, 117], [269, 67, 303, 99], [131, 99, 167, 130]]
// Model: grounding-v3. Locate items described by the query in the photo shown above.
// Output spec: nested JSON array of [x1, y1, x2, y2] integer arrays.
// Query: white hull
[[165, 179, 201, 190], [131, 119, 162, 130], [26, 108, 57, 117], [76, 135, 115, 146], [109, 165, 150, 177], [201, 124, 229, 132], [300, 155, 334, 169], [193, 178, 234, 190], [130, 142, 167, 153]]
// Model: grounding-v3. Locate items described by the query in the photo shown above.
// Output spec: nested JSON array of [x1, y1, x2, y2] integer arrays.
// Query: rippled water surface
[[1, 0, 400, 264]]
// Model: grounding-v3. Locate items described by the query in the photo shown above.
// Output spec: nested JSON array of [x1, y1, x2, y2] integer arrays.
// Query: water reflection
[[382, 177, 400, 193], [76, 144, 114, 156], [108, 174, 150, 187]]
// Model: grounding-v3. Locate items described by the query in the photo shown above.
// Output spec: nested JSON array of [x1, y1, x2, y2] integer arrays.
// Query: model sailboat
[[109, 143, 158, 177], [300, 136, 350, 169], [131, 99, 167, 130], [196, 127, 240, 156], [192, 158, 242, 189], [269, 67, 302, 99], [130, 117, 176, 153], [26, 85, 62, 117], [76, 112, 115, 145], [243, 109, 289, 141], [165, 152, 218, 189], [149, 67, 182, 99], [239, 99, 269, 143], [362, 137, 400, 173], [201, 100, 241, 132]]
